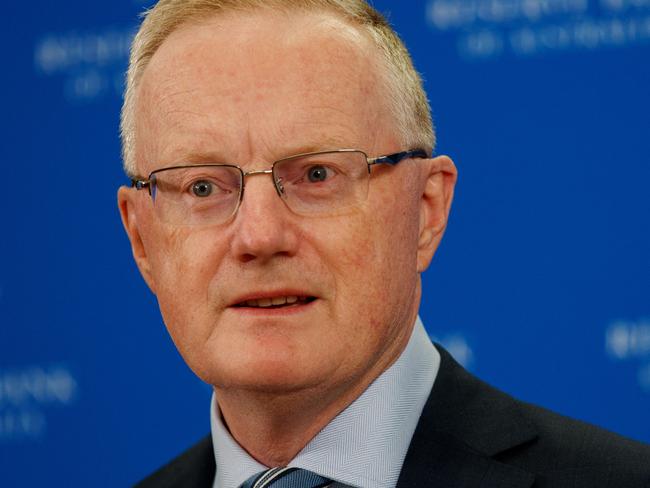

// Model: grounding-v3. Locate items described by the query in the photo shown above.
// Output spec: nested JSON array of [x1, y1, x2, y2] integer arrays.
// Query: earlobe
[[117, 187, 157, 293], [416, 155, 457, 272]]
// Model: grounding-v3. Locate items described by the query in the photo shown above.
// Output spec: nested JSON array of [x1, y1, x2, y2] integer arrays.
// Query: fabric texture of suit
[[134, 346, 650, 487]]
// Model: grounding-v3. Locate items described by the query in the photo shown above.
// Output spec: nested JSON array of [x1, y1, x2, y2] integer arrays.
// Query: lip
[[229, 298, 318, 316], [228, 290, 319, 314]]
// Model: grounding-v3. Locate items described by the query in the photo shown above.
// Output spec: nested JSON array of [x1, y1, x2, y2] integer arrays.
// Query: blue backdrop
[[2, 1, 649, 486]]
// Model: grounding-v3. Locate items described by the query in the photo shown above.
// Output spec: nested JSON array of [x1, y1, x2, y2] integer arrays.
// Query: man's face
[[119, 11, 452, 399]]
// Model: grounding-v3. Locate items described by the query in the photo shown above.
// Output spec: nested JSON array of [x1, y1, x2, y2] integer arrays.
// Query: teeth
[[242, 296, 305, 308], [272, 296, 286, 306]]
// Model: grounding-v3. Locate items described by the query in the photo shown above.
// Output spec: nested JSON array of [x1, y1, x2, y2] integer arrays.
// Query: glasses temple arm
[[131, 178, 151, 190], [367, 149, 429, 167]]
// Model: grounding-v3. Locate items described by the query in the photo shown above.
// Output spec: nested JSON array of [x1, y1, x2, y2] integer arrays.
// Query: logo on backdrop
[[0, 365, 78, 441], [34, 26, 135, 102], [426, 0, 650, 60], [605, 317, 650, 392]]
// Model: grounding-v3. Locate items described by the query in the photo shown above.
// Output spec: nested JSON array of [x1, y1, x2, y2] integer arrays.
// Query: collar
[[210, 316, 440, 488]]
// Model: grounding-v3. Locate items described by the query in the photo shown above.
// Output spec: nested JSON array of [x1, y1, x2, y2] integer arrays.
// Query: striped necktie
[[240, 467, 332, 488]]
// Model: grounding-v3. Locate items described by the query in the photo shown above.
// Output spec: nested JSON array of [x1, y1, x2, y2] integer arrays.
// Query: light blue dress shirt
[[210, 316, 440, 488]]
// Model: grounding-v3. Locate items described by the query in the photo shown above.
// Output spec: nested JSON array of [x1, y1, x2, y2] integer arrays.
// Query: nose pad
[[274, 176, 285, 197]]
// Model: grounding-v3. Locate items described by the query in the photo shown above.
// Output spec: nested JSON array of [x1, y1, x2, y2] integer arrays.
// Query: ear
[[117, 186, 157, 293], [417, 155, 457, 272]]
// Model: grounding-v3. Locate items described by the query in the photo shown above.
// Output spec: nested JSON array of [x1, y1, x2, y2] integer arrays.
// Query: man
[[117, 1, 650, 487]]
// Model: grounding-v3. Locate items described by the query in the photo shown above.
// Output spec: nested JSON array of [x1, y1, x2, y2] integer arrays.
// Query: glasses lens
[[273, 151, 369, 216], [150, 165, 243, 225]]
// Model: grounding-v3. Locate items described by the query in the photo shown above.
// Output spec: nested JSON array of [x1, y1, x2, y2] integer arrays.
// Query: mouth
[[232, 295, 317, 309]]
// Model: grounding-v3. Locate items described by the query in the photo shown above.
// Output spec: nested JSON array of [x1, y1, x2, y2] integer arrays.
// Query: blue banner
[[2, 1, 648, 486]]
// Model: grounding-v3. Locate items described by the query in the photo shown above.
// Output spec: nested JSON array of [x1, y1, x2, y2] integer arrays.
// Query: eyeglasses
[[131, 148, 428, 226]]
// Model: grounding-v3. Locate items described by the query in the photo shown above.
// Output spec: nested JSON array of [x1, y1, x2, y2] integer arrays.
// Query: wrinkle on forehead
[[134, 9, 397, 173]]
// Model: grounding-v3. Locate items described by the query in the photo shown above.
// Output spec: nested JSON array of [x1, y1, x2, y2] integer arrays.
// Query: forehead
[[135, 9, 397, 170]]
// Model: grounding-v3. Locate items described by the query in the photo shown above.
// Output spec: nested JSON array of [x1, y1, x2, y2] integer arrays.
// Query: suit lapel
[[397, 345, 538, 488]]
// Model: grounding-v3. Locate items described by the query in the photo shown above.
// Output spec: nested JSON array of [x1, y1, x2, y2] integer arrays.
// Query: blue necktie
[[240, 467, 332, 488]]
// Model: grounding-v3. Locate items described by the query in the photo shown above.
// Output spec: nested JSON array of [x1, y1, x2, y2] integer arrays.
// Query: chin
[[195, 352, 328, 394]]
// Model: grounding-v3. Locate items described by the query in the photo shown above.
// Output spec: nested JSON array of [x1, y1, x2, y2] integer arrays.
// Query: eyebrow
[[173, 151, 230, 164], [168, 136, 360, 166], [282, 143, 354, 156], [274, 135, 362, 158]]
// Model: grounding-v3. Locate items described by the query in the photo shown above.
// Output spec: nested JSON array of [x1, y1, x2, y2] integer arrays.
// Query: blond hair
[[120, 0, 434, 176]]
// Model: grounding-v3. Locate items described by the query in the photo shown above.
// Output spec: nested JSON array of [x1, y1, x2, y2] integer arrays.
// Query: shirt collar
[[211, 316, 440, 488]]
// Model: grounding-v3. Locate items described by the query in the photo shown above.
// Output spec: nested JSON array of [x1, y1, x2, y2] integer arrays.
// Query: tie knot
[[240, 467, 332, 488]]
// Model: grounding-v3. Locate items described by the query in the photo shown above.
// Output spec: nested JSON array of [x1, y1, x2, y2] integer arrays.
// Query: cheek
[[368, 197, 421, 301], [307, 196, 420, 317], [145, 226, 229, 342]]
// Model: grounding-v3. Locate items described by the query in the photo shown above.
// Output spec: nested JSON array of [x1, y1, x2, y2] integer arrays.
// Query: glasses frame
[[130, 148, 429, 222]]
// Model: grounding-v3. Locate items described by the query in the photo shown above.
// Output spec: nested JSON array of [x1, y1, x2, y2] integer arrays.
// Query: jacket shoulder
[[506, 400, 650, 484], [134, 435, 215, 488], [416, 345, 650, 486]]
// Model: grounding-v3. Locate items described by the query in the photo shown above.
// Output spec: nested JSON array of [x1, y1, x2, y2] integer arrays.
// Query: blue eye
[[192, 180, 213, 197], [307, 166, 329, 183]]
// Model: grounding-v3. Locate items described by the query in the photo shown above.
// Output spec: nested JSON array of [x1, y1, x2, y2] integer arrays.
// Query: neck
[[216, 384, 353, 466], [215, 320, 415, 467]]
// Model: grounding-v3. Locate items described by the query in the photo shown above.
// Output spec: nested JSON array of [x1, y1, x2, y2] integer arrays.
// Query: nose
[[229, 172, 300, 264]]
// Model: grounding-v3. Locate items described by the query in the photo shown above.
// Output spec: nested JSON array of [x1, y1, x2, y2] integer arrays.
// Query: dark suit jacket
[[135, 346, 650, 487]]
